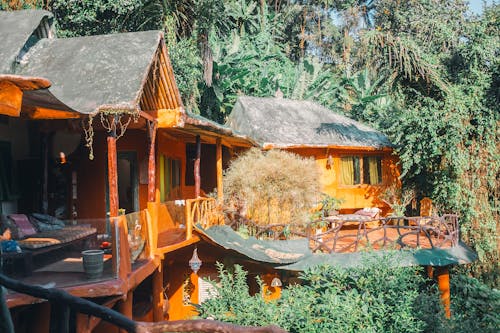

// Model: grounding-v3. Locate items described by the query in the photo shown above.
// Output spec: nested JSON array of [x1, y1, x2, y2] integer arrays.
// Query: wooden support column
[[117, 290, 133, 333], [42, 133, 49, 214], [49, 301, 70, 333], [216, 137, 223, 203], [107, 117, 119, 218], [152, 267, 164, 321], [194, 135, 201, 198], [435, 266, 451, 318], [147, 120, 158, 202]]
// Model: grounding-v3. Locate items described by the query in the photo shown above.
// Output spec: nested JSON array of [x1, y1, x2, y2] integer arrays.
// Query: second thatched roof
[[226, 96, 392, 149]]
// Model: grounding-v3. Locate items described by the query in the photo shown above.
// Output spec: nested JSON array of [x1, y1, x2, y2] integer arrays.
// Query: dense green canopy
[[1, 0, 497, 285]]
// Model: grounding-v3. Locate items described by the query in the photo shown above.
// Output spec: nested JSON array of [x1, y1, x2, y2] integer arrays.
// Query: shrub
[[198, 254, 445, 333], [446, 274, 500, 332], [223, 148, 321, 225]]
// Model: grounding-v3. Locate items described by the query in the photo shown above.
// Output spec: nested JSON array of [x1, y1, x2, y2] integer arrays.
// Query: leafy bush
[[446, 274, 500, 332], [223, 148, 321, 226], [199, 255, 443, 333], [199, 257, 500, 333]]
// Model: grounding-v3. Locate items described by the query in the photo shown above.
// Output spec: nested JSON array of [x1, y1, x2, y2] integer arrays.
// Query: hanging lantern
[[270, 277, 282, 287], [189, 247, 202, 274]]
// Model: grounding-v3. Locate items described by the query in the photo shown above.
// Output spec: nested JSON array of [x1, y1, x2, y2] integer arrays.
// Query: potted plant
[[319, 194, 343, 217], [380, 185, 415, 225]]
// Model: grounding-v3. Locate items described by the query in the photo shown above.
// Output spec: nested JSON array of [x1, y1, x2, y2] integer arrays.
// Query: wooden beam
[[118, 290, 133, 333], [216, 138, 223, 203], [152, 268, 164, 321], [148, 121, 158, 202], [107, 117, 119, 218], [194, 135, 201, 198], [0, 81, 22, 117]]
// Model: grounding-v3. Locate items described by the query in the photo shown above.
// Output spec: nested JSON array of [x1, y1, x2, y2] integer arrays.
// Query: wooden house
[[0, 9, 254, 332], [226, 96, 401, 215]]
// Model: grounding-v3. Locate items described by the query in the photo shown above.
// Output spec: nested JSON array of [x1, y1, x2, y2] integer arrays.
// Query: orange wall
[[77, 130, 149, 219], [287, 147, 400, 215]]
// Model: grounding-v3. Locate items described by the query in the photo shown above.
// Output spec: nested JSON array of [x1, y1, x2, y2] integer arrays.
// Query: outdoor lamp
[[270, 277, 282, 287], [189, 247, 202, 274], [326, 154, 333, 168]]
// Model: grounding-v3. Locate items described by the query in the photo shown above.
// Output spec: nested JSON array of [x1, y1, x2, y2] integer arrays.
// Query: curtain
[[341, 157, 354, 185], [363, 156, 382, 184], [368, 157, 379, 184]]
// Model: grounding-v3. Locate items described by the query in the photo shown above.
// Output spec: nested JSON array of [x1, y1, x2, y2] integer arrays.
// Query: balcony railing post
[[185, 200, 192, 240], [49, 301, 70, 333]]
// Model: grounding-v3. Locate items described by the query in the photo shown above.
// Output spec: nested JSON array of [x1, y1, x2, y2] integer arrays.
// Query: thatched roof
[[0, 10, 53, 74], [16, 30, 164, 115], [226, 96, 392, 149]]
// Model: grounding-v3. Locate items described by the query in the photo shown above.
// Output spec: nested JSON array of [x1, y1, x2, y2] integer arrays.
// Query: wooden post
[[152, 267, 164, 321], [49, 301, 70, 333], [117, 290, 133, 333], [194, 135, 201, 198], [435, 266, 451, 318], [107, 120, 119, 218], [216, 137, 223, 203], [147, 121, 158, 202], [185, 200, 192, 240], [42, 132, 49, 214]]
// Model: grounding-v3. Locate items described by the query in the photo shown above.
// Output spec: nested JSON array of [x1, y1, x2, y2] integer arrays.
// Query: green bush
[[198, 257, 500, 333], [446, 274, 500, 332], [199, 255, 441, 332]]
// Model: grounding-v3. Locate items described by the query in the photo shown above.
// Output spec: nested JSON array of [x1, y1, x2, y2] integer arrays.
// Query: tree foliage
[[2, 0, 498, 285]]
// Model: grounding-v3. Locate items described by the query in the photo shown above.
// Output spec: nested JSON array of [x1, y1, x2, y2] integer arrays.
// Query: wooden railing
[[0, 273, 287, 333], [309, 214, 459, 253], [185, 198, 224, 239], [225, 212, 459, 253]]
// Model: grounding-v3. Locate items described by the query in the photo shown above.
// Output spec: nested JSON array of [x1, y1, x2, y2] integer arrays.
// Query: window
[[160, 155, 182, 201], [340, 155, 383, 185], [340, 156, 360, 185], [363, 156, 382, 185]]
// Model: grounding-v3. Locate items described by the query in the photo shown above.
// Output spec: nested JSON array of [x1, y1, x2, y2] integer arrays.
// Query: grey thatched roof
[[0, 10, 53, 74], [16, 30, 163, 114], [226, 96, 392, 149]]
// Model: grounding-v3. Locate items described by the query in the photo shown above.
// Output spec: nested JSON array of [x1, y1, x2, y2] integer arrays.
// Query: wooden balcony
[[153, 197, 224, 255], [3, 210, 158, 308]]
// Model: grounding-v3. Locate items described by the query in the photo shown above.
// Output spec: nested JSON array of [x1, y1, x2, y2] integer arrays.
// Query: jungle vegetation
[[2, 0, 498, 288]]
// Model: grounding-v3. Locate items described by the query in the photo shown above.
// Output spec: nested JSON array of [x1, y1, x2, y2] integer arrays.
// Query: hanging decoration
[[189, 247, 202, 274]]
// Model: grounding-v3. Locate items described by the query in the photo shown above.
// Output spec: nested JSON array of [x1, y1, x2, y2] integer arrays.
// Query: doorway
[[106, 151, 139, 217]]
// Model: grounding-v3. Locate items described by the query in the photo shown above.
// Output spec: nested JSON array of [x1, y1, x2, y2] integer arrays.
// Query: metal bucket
[[82, 249, 104, 279]]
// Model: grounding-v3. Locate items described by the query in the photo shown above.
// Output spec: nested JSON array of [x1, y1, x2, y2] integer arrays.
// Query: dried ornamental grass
[[223, 148, 321, 225]]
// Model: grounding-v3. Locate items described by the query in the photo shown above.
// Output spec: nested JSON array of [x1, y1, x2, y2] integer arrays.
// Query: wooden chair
[[420, 197, 433, 217]]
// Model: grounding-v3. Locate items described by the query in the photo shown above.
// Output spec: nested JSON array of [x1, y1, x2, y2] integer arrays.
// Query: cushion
[[31, 213, 66, 227], [8, 214, 37, 238], [354, 208, 381, 219], [29, 214, 64, 232]]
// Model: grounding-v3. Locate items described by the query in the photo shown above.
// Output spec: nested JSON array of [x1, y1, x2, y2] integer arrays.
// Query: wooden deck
[[226, 214, 459, 254]]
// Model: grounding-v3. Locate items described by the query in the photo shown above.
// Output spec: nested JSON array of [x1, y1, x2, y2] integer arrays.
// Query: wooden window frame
[[339, 154, 383, 186]]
